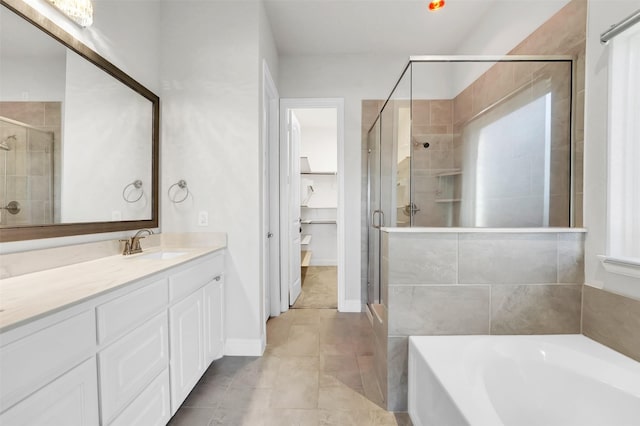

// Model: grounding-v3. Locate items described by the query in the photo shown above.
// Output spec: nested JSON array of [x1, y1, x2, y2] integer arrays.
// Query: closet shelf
[[301, 171, 337, 175], [301, 219, 337, 224], [435, 168, 462, 177], [434, 198, 461, 203], [301, 235, 312, 246]]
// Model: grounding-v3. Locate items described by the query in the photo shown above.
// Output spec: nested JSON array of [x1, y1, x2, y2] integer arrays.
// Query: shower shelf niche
[[435, 168, 461, 203]]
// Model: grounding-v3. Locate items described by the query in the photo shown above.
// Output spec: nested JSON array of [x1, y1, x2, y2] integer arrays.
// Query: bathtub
[[408, 335, 640, 426]]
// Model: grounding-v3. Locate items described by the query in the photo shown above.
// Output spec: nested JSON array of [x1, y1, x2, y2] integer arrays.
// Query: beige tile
[[411, 100, 430, 126], [210, 408, 265, 426], [318, 385, 376, 412], [491, 284, 582, 334], [263, 409, 320, 426], [270, 380, 319, 409], [388, 285, 490, 336], [387, 233, 457, 285], [583, 286, 640, 362], [0, 102, 45, 126], [182, 376, 230, 408], [459, 233, 558, 284], [430, 100, 452, 125], [167, 407, 216, 426], [558, 233, 584, 284], [218, 387, 271, 412], [319, 369, 363, 390], [321, 354, 359, 372]]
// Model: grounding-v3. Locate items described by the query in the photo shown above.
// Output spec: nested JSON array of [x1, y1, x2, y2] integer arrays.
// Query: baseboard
[[224, 338, 265, 356], [340, 299, 362, 313]]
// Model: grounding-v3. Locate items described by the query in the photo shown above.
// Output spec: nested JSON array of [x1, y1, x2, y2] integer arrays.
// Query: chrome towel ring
[[168, 179, 189, 203], [123, 180, 144, 203]]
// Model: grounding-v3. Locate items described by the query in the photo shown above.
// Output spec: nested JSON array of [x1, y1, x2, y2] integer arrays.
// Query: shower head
[[0, 135, 16, 151]]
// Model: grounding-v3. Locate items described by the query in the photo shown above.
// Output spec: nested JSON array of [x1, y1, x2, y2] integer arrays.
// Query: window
[[607, 22, 640, 264]]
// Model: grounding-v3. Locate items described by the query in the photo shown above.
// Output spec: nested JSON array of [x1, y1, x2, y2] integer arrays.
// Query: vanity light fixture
[[46, 0, 93, 27], [428, 0, 445, 11]]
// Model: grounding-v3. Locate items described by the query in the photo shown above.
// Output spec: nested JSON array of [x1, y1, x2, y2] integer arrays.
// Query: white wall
[[300, 125, 338, 172], [584, 0, 640, 300], [160, 0, 277, 353], [0, 55, 65, 101]]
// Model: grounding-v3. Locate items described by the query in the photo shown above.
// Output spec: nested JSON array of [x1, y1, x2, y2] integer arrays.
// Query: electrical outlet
[[197, 211, 209, 226]]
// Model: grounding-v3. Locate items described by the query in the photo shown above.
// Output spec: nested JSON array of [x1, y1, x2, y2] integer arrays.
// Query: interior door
[[288, 111, 302, 305]]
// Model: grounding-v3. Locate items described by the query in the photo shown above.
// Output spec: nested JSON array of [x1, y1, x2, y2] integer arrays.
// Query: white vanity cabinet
[[168, 253, 225, 413], [95, 277, 170, 425], [0, 358, 100, 426], [0, 310, 99, 426], [0, 247, 226, 426]]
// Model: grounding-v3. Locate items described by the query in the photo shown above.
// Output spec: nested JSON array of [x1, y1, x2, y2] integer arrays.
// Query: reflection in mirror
[[0, 0, 158, 241]]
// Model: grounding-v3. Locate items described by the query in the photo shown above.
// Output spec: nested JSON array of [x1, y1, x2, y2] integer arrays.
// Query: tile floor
[[169, 308, 412, 425], [293, 266, 337, 309]]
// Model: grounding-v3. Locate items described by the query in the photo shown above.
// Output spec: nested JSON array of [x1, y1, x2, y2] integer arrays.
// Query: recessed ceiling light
[[429, 0, 446, 12]]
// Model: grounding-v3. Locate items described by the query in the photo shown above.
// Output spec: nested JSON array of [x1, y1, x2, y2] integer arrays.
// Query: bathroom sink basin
[[137, 251, 188, 260]]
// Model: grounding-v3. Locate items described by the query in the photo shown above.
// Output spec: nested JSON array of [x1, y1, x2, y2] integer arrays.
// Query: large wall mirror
[[0, 0, 159, 242]]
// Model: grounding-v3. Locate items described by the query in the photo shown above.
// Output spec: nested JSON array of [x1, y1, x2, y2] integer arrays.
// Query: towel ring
[[168, 179, 189, 203], [123, 180, 144, 203]]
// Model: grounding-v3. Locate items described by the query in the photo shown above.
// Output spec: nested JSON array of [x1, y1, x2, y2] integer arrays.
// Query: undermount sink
[[137, 251, 188, 260]]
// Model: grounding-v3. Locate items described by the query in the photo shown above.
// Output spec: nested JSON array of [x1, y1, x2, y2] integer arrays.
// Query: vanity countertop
[[0, 233, 226, 333]]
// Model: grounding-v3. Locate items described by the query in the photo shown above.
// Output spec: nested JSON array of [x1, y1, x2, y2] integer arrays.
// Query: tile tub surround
[[583, 285, 640, 363], [0, 232, 227, 331], [379, 228, 585, 411]]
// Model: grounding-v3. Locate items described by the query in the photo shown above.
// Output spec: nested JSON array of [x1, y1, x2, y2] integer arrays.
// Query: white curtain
[[608, 22, 640, 260]]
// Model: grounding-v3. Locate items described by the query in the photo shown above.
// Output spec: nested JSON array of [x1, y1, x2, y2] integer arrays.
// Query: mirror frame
[[0, 0, 159, 242]]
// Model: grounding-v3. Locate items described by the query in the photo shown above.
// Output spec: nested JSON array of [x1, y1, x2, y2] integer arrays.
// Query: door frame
[[278, 98, 346, 313], [261, 61, 281, 320]]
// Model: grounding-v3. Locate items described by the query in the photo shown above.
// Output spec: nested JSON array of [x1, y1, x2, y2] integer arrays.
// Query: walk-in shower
[[0, 116, 54, 226], [366, 56, 577, 306]]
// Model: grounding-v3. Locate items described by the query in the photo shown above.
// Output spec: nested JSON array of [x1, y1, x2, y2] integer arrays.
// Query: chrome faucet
[[120, 229, 153, 255]]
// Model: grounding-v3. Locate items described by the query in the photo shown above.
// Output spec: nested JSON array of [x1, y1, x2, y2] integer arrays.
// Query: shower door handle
[[372, 210, 385, 229]]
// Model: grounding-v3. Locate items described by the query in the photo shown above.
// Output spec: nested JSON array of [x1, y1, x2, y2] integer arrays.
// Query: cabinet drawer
[[98, 312, 169, 423], [0, 357, 99, 426], [96, 277, 168, 344], [109, 368, 171, 426], [0, 310, 96, 412], [169, 254, 223, 302]]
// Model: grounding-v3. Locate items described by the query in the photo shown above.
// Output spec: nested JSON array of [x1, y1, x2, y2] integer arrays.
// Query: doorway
[[279, 98, 345, 313]]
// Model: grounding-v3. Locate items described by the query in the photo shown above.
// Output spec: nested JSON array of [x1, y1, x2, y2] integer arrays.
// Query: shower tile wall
[[375, 230, 585, 411], [0, 102, 60, 225], [411, 100, 456, 227]]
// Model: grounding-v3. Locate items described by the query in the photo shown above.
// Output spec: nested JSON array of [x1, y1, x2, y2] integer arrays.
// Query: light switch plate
[[197, 211, 209, 226]]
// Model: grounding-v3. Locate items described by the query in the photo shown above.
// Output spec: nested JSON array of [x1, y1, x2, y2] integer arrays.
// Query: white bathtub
[[408, 335, 640, 426]]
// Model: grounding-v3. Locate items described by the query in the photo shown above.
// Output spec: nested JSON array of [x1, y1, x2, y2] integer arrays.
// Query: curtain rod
[[600, 9, 640, 44]]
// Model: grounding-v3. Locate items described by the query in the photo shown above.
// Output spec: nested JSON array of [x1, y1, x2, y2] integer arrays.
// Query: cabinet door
[[98, 312, 169, 423], [109, 368, 171, 426], [169, 289, 205, 414], [0, 358, 99, 426], [204, 275, 224, 364]]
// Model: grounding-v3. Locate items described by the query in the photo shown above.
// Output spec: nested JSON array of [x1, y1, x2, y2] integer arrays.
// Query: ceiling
[[263, 0, 570, 56]]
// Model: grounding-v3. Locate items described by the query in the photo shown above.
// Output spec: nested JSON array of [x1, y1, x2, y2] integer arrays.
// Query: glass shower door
[[367, 119, 381, 305]]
